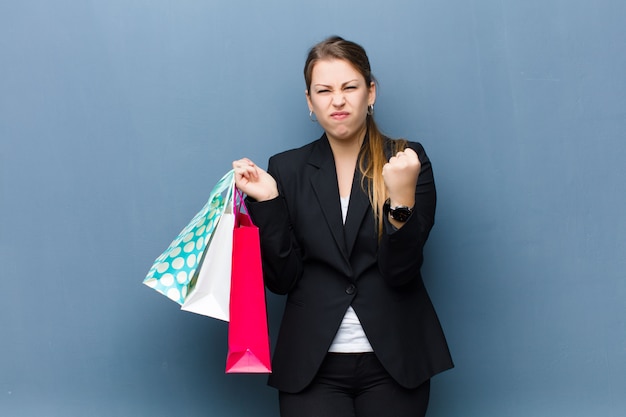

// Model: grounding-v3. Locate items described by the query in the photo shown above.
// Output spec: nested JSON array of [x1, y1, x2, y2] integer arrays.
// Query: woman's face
[[306, 59, 376, 145]]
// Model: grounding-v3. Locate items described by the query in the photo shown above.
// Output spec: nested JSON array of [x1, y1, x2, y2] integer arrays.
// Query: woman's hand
[[382, 147, 421, 207], [232, 158, 279, 202]]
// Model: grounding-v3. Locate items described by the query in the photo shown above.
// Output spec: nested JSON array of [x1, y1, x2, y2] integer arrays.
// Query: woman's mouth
[[331, 111, 349, 120]]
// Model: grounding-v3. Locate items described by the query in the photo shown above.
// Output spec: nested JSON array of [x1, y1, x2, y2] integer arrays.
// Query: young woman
[[233, 36, 453, 417]]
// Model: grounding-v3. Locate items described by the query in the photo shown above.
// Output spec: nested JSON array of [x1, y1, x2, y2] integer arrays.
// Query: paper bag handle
[[233, 187, 253, 226]]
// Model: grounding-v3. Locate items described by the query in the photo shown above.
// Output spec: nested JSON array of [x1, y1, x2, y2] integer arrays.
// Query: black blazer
[[247, 134, 453, 393]]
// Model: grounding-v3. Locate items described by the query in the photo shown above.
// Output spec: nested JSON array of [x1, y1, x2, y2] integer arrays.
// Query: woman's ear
[[368, 82, 377, 105], [305, 89, 313, 111]]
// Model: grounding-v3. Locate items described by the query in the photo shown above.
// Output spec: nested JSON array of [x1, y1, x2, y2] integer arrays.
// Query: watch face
[[383, 199, 412, 222], [390, 207, 412, 222]]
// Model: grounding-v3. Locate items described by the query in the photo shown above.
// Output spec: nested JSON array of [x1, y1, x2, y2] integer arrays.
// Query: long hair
[[304, 36, 407, 238]]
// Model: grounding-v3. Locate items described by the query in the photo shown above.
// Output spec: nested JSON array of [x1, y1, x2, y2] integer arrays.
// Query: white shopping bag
[[181, 186, 234, 321]]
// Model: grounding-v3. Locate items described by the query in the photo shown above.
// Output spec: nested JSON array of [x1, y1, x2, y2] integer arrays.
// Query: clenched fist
[[382, 147, 421, 208]]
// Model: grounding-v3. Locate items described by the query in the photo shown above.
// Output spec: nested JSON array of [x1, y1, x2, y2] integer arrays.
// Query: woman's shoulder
[[268, 135, 326, 167], [271, 141, 316, 160]]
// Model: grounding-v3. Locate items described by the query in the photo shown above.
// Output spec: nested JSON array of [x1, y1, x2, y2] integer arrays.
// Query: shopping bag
[[181, 186, 234, 321], [225, 194, 272, 373], [143, 170, 234, 321]]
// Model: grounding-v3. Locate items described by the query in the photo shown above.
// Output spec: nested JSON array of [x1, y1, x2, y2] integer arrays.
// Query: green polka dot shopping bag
[[144, 170, 235, 321]]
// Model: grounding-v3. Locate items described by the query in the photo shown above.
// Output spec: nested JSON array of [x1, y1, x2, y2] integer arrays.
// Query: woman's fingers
[[382, 148, 421, 203], [233, 158, 258, 180]]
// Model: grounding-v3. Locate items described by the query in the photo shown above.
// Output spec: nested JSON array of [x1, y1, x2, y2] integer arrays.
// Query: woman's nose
[[332, 92, 345, 106]]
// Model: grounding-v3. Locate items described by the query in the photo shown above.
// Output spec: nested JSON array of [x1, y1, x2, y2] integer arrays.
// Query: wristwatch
[[383, 199, 413, 222]]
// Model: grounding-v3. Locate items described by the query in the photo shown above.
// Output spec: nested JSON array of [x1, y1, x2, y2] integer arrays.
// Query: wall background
[[1, 1, 625, 416]]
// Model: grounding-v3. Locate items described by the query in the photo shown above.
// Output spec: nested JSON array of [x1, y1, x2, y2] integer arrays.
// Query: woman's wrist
[[257, 190, 279, 202]]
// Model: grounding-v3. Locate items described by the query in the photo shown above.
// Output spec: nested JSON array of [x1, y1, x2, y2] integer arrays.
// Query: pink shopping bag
[[225, 195, 272, 373]]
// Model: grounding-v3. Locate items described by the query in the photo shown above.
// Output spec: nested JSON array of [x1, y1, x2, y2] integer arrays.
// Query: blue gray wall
[[2, 1, 625, 416]]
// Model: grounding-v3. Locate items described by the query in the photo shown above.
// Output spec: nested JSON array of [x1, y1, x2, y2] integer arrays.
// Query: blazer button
[[345, 284, 356, 295]]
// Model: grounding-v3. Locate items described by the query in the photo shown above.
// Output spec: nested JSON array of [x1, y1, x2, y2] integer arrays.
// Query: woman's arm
[[243, 157, 304, 295], [377, 142, 436, 287]]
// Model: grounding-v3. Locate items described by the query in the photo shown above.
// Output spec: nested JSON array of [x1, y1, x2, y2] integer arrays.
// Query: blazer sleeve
[[244, 156, 303, 295], [377, 142, 436, 287]]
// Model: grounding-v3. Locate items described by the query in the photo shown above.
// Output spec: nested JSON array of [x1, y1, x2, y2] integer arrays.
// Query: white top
[[328, 195, 374, 353]]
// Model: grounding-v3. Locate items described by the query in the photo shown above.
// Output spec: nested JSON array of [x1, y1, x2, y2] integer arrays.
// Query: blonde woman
[[233, 36, 453, 417]]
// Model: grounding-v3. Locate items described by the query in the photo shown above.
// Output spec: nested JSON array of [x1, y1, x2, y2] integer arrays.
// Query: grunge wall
[[1, 1, 625, 415]]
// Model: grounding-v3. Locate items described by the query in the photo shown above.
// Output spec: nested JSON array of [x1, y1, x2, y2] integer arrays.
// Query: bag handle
[[210, 169, 236, 205], [233, 187, 252, 226]]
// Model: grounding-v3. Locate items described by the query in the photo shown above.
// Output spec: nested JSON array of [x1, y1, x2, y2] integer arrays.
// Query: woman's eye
[[317, 89, 330, 94], [345, 86, 357, 90]]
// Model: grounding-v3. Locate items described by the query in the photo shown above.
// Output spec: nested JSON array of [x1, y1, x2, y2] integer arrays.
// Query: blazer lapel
[[345, 133, 374, 259], [308, 136, 349, 261], [343, 171, 371, 259]]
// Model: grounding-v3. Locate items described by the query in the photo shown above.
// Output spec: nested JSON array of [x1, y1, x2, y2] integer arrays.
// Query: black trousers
[[278, 353, 430, 417]]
